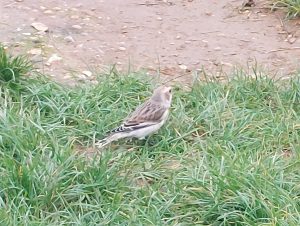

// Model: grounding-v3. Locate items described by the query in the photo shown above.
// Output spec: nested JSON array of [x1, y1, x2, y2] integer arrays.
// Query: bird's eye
[[168, 89, 172, 93]]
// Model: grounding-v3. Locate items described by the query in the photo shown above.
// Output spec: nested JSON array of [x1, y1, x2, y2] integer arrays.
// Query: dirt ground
[[1, 0, 300, 84]]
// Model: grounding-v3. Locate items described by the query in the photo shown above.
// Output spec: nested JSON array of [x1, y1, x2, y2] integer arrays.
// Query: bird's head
[[151, 85, 172, 108]]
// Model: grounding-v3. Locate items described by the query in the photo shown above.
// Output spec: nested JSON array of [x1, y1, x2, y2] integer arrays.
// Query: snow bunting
[[96, 86, 172, 148]]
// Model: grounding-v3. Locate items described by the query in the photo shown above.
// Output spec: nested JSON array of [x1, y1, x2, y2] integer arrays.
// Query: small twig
[[266, 47, 300, 54], [162, 73, 189, 85], [137, 3, 159, 6], [4, 2, 17, 8], [198, 30, 220, 34], [277, 16, 290, 34]]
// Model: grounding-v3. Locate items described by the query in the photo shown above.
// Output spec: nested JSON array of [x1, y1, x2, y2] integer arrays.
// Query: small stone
[[31, 22, 48, 32], [72, 24, 82, 29], [214, 47, 221, 51], [46, 54, 62, 65], [22, 33, 31, 36], [82, 70, 92, 77], [71, 15, 80, 19], [53, 7, 61, 11], [118, 47, 126, 51], [27, 48, 42, 55], [77, 74, 86, 81], [44, 10, 53, 14], [288, 37, 297, 44], [205, 11, 213, 16], [176, 35, 181, 39], [157, 17, 163, 21], [179, 65, 187, 70], [64, 36, 75, 42]]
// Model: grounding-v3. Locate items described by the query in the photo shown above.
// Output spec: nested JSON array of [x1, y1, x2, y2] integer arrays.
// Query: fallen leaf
[[31, 22, 49, 32], [82, 70, 92, 77]]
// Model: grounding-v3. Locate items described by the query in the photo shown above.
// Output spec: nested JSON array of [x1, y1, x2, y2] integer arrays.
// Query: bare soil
[[1, 0, 300, 84]]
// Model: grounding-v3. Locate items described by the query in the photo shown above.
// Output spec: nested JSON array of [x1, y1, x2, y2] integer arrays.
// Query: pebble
[[118, 47, 126, 51], [44, 10, 53, 14], [77, 74, 86, 81], [72, 25, 82, 29], [64, 36, 75, 42], [46, 54, 62, 65], [53, 7, 61, 11], [179, 65, 187, 70], [27, 48, 42, 55], [71, 15, 80, 19]]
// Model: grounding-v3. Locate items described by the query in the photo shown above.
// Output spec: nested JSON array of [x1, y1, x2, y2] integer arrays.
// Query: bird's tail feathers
[[95, 132, 126, 148]]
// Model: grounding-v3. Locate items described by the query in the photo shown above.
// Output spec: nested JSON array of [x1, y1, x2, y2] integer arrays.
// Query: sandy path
[[1, 0, 300, 84]]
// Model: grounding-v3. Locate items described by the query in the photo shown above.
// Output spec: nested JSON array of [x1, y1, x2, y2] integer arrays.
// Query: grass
[[273, 0, 300, 18], [1, 48, 300, 225]]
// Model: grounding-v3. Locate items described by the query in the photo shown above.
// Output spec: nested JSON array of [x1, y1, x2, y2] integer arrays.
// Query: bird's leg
[[148, 139, 156, 146], [125, 138, 133, 144]]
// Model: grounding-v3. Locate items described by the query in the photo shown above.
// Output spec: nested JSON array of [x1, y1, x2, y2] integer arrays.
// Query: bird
[[96, 85, 172, 148]]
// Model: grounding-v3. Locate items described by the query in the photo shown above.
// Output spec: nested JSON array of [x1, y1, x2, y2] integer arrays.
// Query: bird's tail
[[95, 133, 125, 149]]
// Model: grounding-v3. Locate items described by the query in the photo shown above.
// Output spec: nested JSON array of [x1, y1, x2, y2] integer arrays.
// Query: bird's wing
[[110, 101, 167, 133]]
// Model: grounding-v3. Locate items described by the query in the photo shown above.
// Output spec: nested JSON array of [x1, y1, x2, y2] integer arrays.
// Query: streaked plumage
[[96, 86, 172, 148]]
